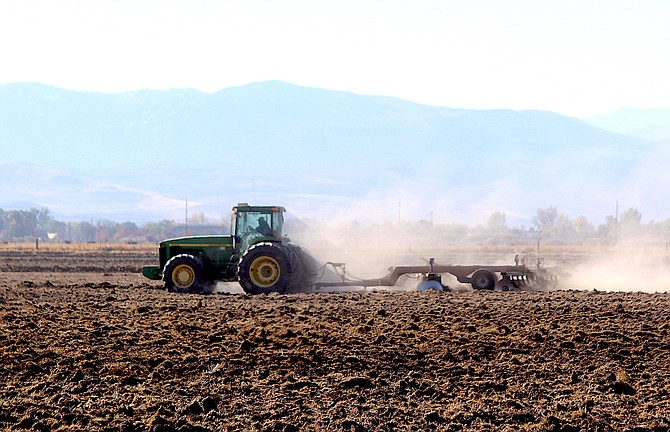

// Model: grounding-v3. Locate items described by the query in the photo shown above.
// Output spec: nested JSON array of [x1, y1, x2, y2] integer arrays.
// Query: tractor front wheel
[[163, 254, 205, 293]]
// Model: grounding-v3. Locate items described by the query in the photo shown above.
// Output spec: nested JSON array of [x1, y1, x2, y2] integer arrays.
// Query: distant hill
[[584, 108, 670, 141], [0, 162, 185, 222], [0, 81, 662, 225]]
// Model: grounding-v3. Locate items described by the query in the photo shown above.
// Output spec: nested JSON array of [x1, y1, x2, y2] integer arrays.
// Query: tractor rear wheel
[[163, 254, 205, 293], [471, 269, 496, 291], [237, 242, 293, 294]]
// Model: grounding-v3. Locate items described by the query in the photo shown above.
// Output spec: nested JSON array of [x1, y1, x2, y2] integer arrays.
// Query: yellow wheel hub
[[250, 256, 281, 288], [172, 264, 196, 288]]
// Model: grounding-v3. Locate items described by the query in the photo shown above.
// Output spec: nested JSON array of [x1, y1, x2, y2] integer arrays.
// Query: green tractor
[[142, 203, 317, 294]]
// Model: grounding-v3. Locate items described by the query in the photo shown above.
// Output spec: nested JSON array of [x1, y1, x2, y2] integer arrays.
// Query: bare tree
[[533, 206, 558, 232]]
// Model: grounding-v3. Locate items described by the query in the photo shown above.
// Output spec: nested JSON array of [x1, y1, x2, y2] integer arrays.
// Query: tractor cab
[[232, 204, 286, 251]]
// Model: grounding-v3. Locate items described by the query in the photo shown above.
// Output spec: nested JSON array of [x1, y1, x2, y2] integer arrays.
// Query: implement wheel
[[496, 275, 514, 292], [417, 280, 444, 291], [163, 254, 205, 293], [238, 242, 292, 294], [471, 269, 496, 291]]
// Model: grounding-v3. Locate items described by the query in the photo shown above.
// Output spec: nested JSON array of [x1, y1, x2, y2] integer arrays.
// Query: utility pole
[[615, 200, 619, 244], [185, 198, 188, 236]]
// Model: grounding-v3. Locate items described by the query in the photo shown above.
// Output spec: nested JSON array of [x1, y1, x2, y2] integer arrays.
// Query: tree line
[[0, 208, 227, 243], [482, 206, 665, 245], [1, 206, 667, 245]]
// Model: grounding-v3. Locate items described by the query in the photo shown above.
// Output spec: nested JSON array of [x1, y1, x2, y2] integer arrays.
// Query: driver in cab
[[255, 217, 272, 236]]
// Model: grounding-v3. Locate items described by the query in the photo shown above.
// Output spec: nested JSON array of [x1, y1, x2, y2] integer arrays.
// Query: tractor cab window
[[235, 210, 283, 251]]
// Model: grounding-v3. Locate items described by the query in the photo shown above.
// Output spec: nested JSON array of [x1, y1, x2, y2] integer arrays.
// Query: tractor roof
[[232, 203, 286, 213]]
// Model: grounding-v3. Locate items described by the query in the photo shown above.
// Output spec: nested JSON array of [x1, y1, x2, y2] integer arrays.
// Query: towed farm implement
[[314, 256, 560, 292], [142, 204, 561, 294]]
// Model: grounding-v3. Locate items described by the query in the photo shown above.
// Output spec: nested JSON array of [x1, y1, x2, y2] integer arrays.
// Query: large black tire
[[163, 254, 205, 294], [471, 269, 496, 291], [237, 242, 294, 294]]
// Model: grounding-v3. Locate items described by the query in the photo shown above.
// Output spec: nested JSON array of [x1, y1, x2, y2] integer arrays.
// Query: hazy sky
[[1, 0, 668, 117]]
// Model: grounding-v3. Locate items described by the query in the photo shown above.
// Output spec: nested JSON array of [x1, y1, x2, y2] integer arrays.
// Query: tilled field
[[1, 246, 669, 431], [0, 246, 154, 273]]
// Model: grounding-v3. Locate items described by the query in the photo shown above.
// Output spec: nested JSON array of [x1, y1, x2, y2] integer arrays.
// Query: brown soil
[[1, 246, 669, 431]]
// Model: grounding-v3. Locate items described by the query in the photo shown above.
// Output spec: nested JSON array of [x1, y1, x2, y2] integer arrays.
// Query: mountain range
[[1, 81, 668, 226], [586, 108, 670, 142]]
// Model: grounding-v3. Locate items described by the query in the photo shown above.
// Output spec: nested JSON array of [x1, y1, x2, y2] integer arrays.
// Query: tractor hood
[[159, 235, 234, 247]]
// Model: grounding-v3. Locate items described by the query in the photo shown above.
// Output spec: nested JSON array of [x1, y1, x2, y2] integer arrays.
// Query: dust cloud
[[563, 243, 670, 293], [286, 213, 532, 291], [211, 281, 245, 294], [287, 208, 670, 293]]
